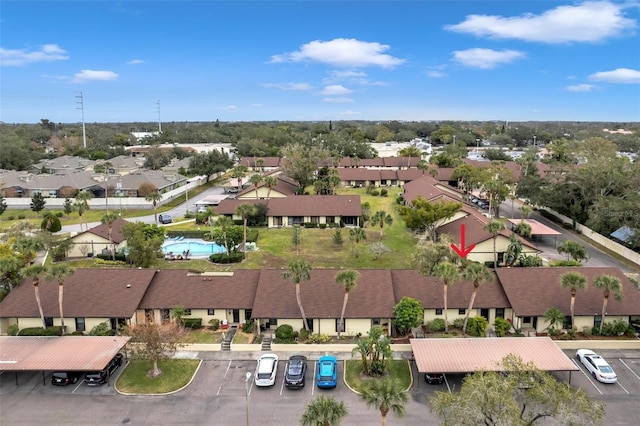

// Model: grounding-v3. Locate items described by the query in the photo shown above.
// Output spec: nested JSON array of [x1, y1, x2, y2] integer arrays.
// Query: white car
[[576, 349, 617, 383], [254, 353, 279, 387]]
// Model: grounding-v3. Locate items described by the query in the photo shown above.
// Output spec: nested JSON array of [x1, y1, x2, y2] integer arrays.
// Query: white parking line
[[279, 371, 285, 396], [71, 380, 83, 393], [216, 360, 234, 396], [572, 359, 602, 395], [619, 359, 640, 381], [311, 362, 317, 396], [616, 381, 630, 394]]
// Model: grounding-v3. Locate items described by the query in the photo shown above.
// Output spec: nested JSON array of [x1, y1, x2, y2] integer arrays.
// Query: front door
[[480, 309, 490, 321], [233, 309, 240, 323]]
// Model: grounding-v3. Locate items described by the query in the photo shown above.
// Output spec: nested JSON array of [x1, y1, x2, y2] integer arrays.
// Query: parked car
[[284, 355, 307, 389], [316, 355, 338, 389], [51, 371, 84, 386], [84, 353, 124, 386], [424, 373, 445, 384], [576, 349, 617, 383], [159, 214, 172, 224], [255, 353, 279, 387]]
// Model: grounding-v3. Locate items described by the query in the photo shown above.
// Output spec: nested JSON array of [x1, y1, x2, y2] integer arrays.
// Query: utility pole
[[156, 100, 162, 133], [76, 92, 87, 149]]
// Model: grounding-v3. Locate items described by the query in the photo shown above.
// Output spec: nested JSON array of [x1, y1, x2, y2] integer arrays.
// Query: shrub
[[89, 321, 115, 336], [304, 222, 318, 228], [467, 316, 487, 337], [452, 318, 465, 329], [18, 214, 25, 219], [298, 328, 310, 341], [70, 330, 85, 335], [365, 185, 376, 194], [518, 255, 543, 267], [370, 190, 380, 196], [494, 317, 511, 337], [427, 318, 446, 332], [395, 195, 403, 205], [380, 188, 388, 197], [182, 318, 202, 329], [319, 223, 327, 229], [96, 253, 127, 262], [55, 211, 64, 218], [242, 320, 255, 333], [332, 229, 343, 246], [18, 326, 63, 336], [246, 229, 259, 242], [581, 326, 592, 337], [209, 252, 243, 263], [7, 215, 14, 220], [209, 318, 220, 330], [275, 324, 295, 343], [549, 260, 581, 267], [306, 333, 331, 344], [7, 324, 19, 336]]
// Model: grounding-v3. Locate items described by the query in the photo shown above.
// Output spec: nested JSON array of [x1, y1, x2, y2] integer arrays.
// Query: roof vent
[[126, 284, 131, 288]]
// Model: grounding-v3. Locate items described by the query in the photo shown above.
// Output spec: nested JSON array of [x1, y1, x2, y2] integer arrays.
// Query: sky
[[1, 1, 639, 124]]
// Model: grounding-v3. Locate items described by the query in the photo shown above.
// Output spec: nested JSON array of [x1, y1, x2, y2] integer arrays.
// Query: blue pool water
[[162, 238, 225, 258]]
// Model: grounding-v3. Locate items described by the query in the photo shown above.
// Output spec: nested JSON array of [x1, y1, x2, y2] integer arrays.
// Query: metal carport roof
[[410, 337, 578, 373], [0, 336, 130, 371]]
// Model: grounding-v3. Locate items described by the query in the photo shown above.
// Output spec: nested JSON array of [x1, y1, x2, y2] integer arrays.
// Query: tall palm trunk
[[108, 224, 115, 260], [492, 237, 497, 269], [243, 217, 248, 259], [58, 282, 65, 335], [443, 282, 449, 333], [570, 291, 576, 330], [381, 408, 389, 426], [222, 226, 229, 256], [34, 280, 46, 328], [599, 292, 609, 334], [296, 283, 309, 331], [338, 292, 350, 339], [462, 284, 479, 335]]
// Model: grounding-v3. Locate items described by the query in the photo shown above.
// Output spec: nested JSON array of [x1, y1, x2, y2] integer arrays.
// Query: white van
[[255, 353, 279, 387]]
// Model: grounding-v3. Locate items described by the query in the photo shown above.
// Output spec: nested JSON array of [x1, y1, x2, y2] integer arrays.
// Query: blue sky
[[1, 1, 639, 123]]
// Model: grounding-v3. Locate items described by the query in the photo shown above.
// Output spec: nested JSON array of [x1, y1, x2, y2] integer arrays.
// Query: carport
[[0, 336, 130, 385], [508, 219, 561, 247], [410, 337, 578, 382]]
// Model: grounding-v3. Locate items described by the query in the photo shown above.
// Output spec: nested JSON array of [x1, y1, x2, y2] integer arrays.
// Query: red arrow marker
[[450, 224, 476, 258]]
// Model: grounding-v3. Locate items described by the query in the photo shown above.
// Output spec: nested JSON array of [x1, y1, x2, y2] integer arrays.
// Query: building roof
[[216, 195, 362, 217], [138, 270, 260, 309], [238, 157, 283, 168], [495, 267, 640, 316], [0, 269, 157, 318], [410, 337, 578, 373], [0, 336, 130, 372], [507, 219, 561, 236], [81, 217, 129, 243], [402, 175, 463, 205], [250, 269, 395, 319]]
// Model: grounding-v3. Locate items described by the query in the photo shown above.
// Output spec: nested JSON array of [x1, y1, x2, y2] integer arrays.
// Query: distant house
[[66, 217, 130, 258]]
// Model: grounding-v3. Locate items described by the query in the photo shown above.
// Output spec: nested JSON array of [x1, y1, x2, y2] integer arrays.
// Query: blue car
[[316, 355, 337, 388]]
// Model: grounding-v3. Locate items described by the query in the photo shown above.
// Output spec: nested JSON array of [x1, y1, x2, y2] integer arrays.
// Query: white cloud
[[261, 82, 313, 91], [270, 38, 405, 68], [445, 1, 637, 43], [72, 70, 118, 84], [219, 105, 237, 111], [322, 97, 354, 103], [251, 103, 263, 107], [452, 48, 525, 69], [427, 70, 447, 78], [320, 85, 353, 95], [127, 59, 145, 65], [588, 68, 640, 84], [566, 84, 596, 92], [0, 44, 68, 66], [339, 110, 361, 116]]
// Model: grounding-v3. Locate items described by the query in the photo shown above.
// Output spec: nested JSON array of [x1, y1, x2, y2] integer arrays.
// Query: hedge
[[18, 326, 63, 336], [209, 252, 244, 263], [183, 318, 202, 329]]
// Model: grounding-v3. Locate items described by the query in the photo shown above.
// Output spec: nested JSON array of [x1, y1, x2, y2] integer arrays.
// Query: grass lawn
[[116, 359, 200, 394], [180, 327, 224, 344], [232, 330, 255, 344], [344, 359, 412, 393]]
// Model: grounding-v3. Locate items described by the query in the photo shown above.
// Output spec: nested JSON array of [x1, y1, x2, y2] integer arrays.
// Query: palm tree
[[22, 264, 48, 328], [335, 269, 360, 339], [101, 212, 120, 260], [593, 275, 623, 334], [557, 240, 588, 263], [300, 395, 348, 426], [249, 173, 262, 199], [349, 227, 367, 258], [370, 210, 393, 239], [559, 272, 587, 330], [0, 255, 23, 291], [145, 191, 163, 225], [232, 165, 247, 191], [14, 235, 45, 266], [263, 175, 277, 200], [74, 190, 92, 231], [417, 159, 429, 175], [282, 259, 312, 332], [543, 307, 565, 332], [360, 378, 408, 426], [235, 204, 256, 259], [214, 215, 235, 255], [255, 158, 264, 173], [45, 264, 75, 335], [504, 234, 523, 266], [483, 220, 505, 269], [461, 262, 493, 335], [432, 261, 460, 333]]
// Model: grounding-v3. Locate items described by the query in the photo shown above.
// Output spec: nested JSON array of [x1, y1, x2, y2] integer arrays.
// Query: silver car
[[576, 349, 617, 383]]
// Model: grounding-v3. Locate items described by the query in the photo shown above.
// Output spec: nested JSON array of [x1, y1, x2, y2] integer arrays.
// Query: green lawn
[[116, 359, 200, 394], [180, 328, 224, 344], [344, 359, 412, 393]]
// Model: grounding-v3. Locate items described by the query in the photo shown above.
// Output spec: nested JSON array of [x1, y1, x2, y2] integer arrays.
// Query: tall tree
[[398, 198, 462, 241], [483, 220, 506, 269], [335, 269, 359, 339], [101, 212, 120, 260], [236, 204, 256, 259], [360, 378, 408, 426], [370, 210, 393, 239], [121, 222, 165, 268], [282, 259, 312, 332], [349, 227, 367, 258], [300, 396, 348, 426], [432, 261, 460, 333], [74, 190, 93, 232], [45, 264, 75, 335], [559, 272, 587, 330], [30, 192, 46, 214], [593, 275, 623, 334], [249, 173, 262, 199], [23, 264, 48, 328], [232, 165, 248, 191], [214, 215, 235, 256], [263, 175, 277, 200], [126, 322, 187, 377], [461, 262, 493, 335], [145, 191, 162, 225], [279, 142, 329, 190]]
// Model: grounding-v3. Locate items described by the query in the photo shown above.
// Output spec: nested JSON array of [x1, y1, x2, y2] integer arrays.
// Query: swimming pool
[[162, 238, 225, 259]]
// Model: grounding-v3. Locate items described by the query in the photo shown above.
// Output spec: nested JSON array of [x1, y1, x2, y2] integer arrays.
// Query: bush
[[518, 255, 543, 267], [275, 324, 295, 343], [18, 214, 26, 219], [246, 229, 259, 242], [427, 318, 446, 332], [304, 222, 318, 228], [549, 260, 581, 267], [56, 211, 64, 218], [581, 326, 592, 337], [7, 324, 19, 336], [380, 188, 388, 197], [298, 328, 310, 341], [306, 333, 331, 344], [7, 215, 15, 220], [467, 316, 487, 337], [183, 318, 202, 329], [89, 321, 114, 336], [242, 320, 255, 333], [370, 190, 380, 196], [209, 318, 220, 330], [209, 252, 243, 263], [96, 253, 127, 262], [365, 185, 376, 194], [18, 326, 63, 336], [319, 223, 327, 229], [70, 330, 85, 335], [452, 318, 465, 329], [494, 317, 511, 337]]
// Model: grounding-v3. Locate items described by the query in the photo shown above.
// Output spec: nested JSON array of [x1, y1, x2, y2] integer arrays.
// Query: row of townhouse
[[1, 266, 638, 337]]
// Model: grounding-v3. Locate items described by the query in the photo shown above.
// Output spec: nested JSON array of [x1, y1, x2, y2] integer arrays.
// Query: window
[[372, 318, 381, 326], [287, 216, 304, 226], [75, 317, 86, 332], [311, 216, 320, 224], [207, 309, 215, 315], [268, 318, 278, 327], [160, 309, 170, 323], [523, 316, 531, 324], [145, 309, 154, 322], [183, 309, 192, 316], [435, 309, 443, 315], [326, 216, 335, 225], [335, 319, 345, 333], [497, 252, 505, 264], [496, 308, 505, 319], [458, 308, 466, 315], [594, 315, 602, 329], [44, 317, 53, 327]]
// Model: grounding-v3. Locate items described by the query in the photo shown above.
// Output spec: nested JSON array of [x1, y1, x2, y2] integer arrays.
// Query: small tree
[[332, 228, 343, 246], [360, 378, 407, 426], [30, 193, 46, 213], [393, 296, 423, 336], [370, 210, 393, 239], [368, 241, 391, 260], [171, 305, 189, 326], [433, 261, 460, 333], [543, 307, 566, 332], [461, 262, 493, 335], [145, 191, 162, 225], [300, 395, 348, 426], [484, 220, 506, 269], [40, 212, 61, 232], [349, 227, 367, 258], [557, 240, 588, 263], [126, 322, 187, 377], [63, 198, 74, 216], [351, 326, 392, 377], [0, 195, 7, 216]]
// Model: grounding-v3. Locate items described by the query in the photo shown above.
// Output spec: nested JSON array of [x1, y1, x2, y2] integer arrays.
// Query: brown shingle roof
[[0, 269, 157, 318], [495, 267, 640, 316], [217, 195, 362, 217], [250, 269, 395, 319], [402, 176, 461, 204], [138, 270, 259, 309], [84, 217, 129, 243]]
